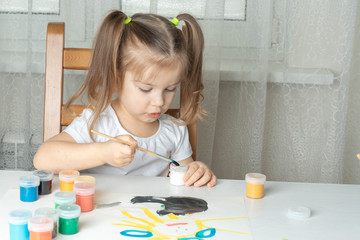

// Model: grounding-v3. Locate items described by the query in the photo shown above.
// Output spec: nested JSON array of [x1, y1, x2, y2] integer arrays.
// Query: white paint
[[169, 164, 188, 186]]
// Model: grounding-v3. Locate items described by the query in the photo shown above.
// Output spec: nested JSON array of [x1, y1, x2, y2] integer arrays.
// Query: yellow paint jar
[[74, 175, 96, 185], [245, 173, 266, 199], [59, 170, 80, 192]]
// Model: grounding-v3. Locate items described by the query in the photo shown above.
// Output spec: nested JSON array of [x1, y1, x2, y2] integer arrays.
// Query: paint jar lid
[[28, 217, 53, 232], [73, 182, 95, 196], [33, 169, 54, 181], [59, 170, 80, 182], [8, 209, 32, 225], [287, 206, 311, 220], [58, 204, 81, 219], [245, 173, 266, 185], [19, 175, 40, 187], [170, 163, 189, 173], [75, 175, 96, 185], [54, 191, 76, 204], [34, 207, 59, 221]]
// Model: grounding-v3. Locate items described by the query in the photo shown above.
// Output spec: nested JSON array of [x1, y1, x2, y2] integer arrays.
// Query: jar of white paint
[[169, 164, 188, 186]]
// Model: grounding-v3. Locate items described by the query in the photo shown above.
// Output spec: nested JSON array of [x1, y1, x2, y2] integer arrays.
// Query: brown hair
[[66, 10, 205, 138]]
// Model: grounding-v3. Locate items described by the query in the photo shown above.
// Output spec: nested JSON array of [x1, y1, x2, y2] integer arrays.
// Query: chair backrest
[[44, 22, 197, 160]]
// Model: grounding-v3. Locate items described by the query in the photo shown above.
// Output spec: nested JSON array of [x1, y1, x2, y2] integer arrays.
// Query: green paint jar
[[58, 204, 81, 235], [54, 191, 76, 208]]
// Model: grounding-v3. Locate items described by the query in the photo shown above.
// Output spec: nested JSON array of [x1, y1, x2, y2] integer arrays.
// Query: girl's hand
[[102, 135, 137, 167], [183, 161, 217, 188]]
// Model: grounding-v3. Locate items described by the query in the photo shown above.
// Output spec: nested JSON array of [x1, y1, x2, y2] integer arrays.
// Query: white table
[[0, 170, 359, 239]]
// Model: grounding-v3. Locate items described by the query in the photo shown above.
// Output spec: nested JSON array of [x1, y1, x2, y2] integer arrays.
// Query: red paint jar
[[73, 182, 95, 212]]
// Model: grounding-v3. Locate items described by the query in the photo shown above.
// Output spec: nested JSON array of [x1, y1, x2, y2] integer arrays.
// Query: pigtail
[[176, 14, 207, 125], [65, 10, 128, 140]]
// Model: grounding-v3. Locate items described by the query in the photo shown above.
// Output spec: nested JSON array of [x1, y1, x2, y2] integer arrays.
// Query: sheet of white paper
[[0, 188, 253, 239]]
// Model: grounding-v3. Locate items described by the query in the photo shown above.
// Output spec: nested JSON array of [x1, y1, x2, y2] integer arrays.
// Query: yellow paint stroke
[[112, 221, 151, 232], [119, 210, 156, 227], [112, 208, 252, 239], [141, 208, 166, 223], [167, 213, 180, 220]]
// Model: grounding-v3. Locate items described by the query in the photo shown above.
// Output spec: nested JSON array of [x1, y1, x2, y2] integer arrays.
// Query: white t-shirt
[[63, 105, 192, 176]]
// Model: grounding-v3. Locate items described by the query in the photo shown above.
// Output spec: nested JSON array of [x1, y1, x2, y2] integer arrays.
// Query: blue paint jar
[[19, 175, 40, 202], [33, 170, 54, 195], [34, 207, 59, 238], [8, 209, 32, 240]]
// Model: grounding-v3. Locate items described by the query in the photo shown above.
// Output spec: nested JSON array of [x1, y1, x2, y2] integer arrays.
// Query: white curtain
[[212, 0, 360, 183], [1, 0, 359, 184]]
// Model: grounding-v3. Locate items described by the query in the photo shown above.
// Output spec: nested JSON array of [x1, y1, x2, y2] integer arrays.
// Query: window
[[121, 0, 246, 21], [0, 0, 59, 14], [0, 0, 86, 73]]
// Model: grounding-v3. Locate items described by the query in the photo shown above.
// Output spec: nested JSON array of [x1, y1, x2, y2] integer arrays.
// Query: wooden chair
[[44, 22, 197, 160]]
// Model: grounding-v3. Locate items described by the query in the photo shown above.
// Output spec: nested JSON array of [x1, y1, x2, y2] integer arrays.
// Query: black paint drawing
[[131, 196, 208, 215]]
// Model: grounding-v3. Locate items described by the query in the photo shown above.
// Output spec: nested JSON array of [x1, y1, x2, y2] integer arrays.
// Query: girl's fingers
[[185, 165, 205, 187], [115, 135, 138, 148], [193, 170, 212, 187], [206, 174, 217, 188], [183, 161, 217, 188], [183, 163, 199, 182]]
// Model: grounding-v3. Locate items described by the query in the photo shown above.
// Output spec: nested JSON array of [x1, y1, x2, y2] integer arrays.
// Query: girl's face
[[116, 64, 182, 130]]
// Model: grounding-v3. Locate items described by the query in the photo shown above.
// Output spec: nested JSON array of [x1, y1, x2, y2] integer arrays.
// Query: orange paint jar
[[73, 182, 95, 212], [245, 173, 266, 199], [28, 216, 53, 240], [59, 170, 80, 192]]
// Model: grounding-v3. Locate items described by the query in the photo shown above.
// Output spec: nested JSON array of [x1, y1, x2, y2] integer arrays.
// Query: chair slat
[[63, 48, 92, 70], [44, 22, 64, 141], [61, 105, 87, 126]]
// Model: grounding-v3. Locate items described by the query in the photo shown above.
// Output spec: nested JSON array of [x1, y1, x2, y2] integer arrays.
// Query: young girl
[[34, 10, 216, 188]]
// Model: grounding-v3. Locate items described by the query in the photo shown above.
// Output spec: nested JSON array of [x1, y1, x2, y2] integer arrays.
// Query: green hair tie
[[124, 17, 132, 24], [170, 17, 179, 26]]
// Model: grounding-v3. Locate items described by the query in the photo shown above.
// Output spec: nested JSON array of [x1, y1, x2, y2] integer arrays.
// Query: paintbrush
[[91, 129, 180, 166]]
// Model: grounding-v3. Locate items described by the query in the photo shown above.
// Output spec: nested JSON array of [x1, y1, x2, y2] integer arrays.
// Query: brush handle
[[91, 129, 132, 146], [90, 129, 173, 163]]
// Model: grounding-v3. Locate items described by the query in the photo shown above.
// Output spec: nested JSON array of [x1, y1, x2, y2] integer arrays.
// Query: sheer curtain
[[1, 0, 359, 184], [212, 0, 360, 183], [212, 0, 359, 183]]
